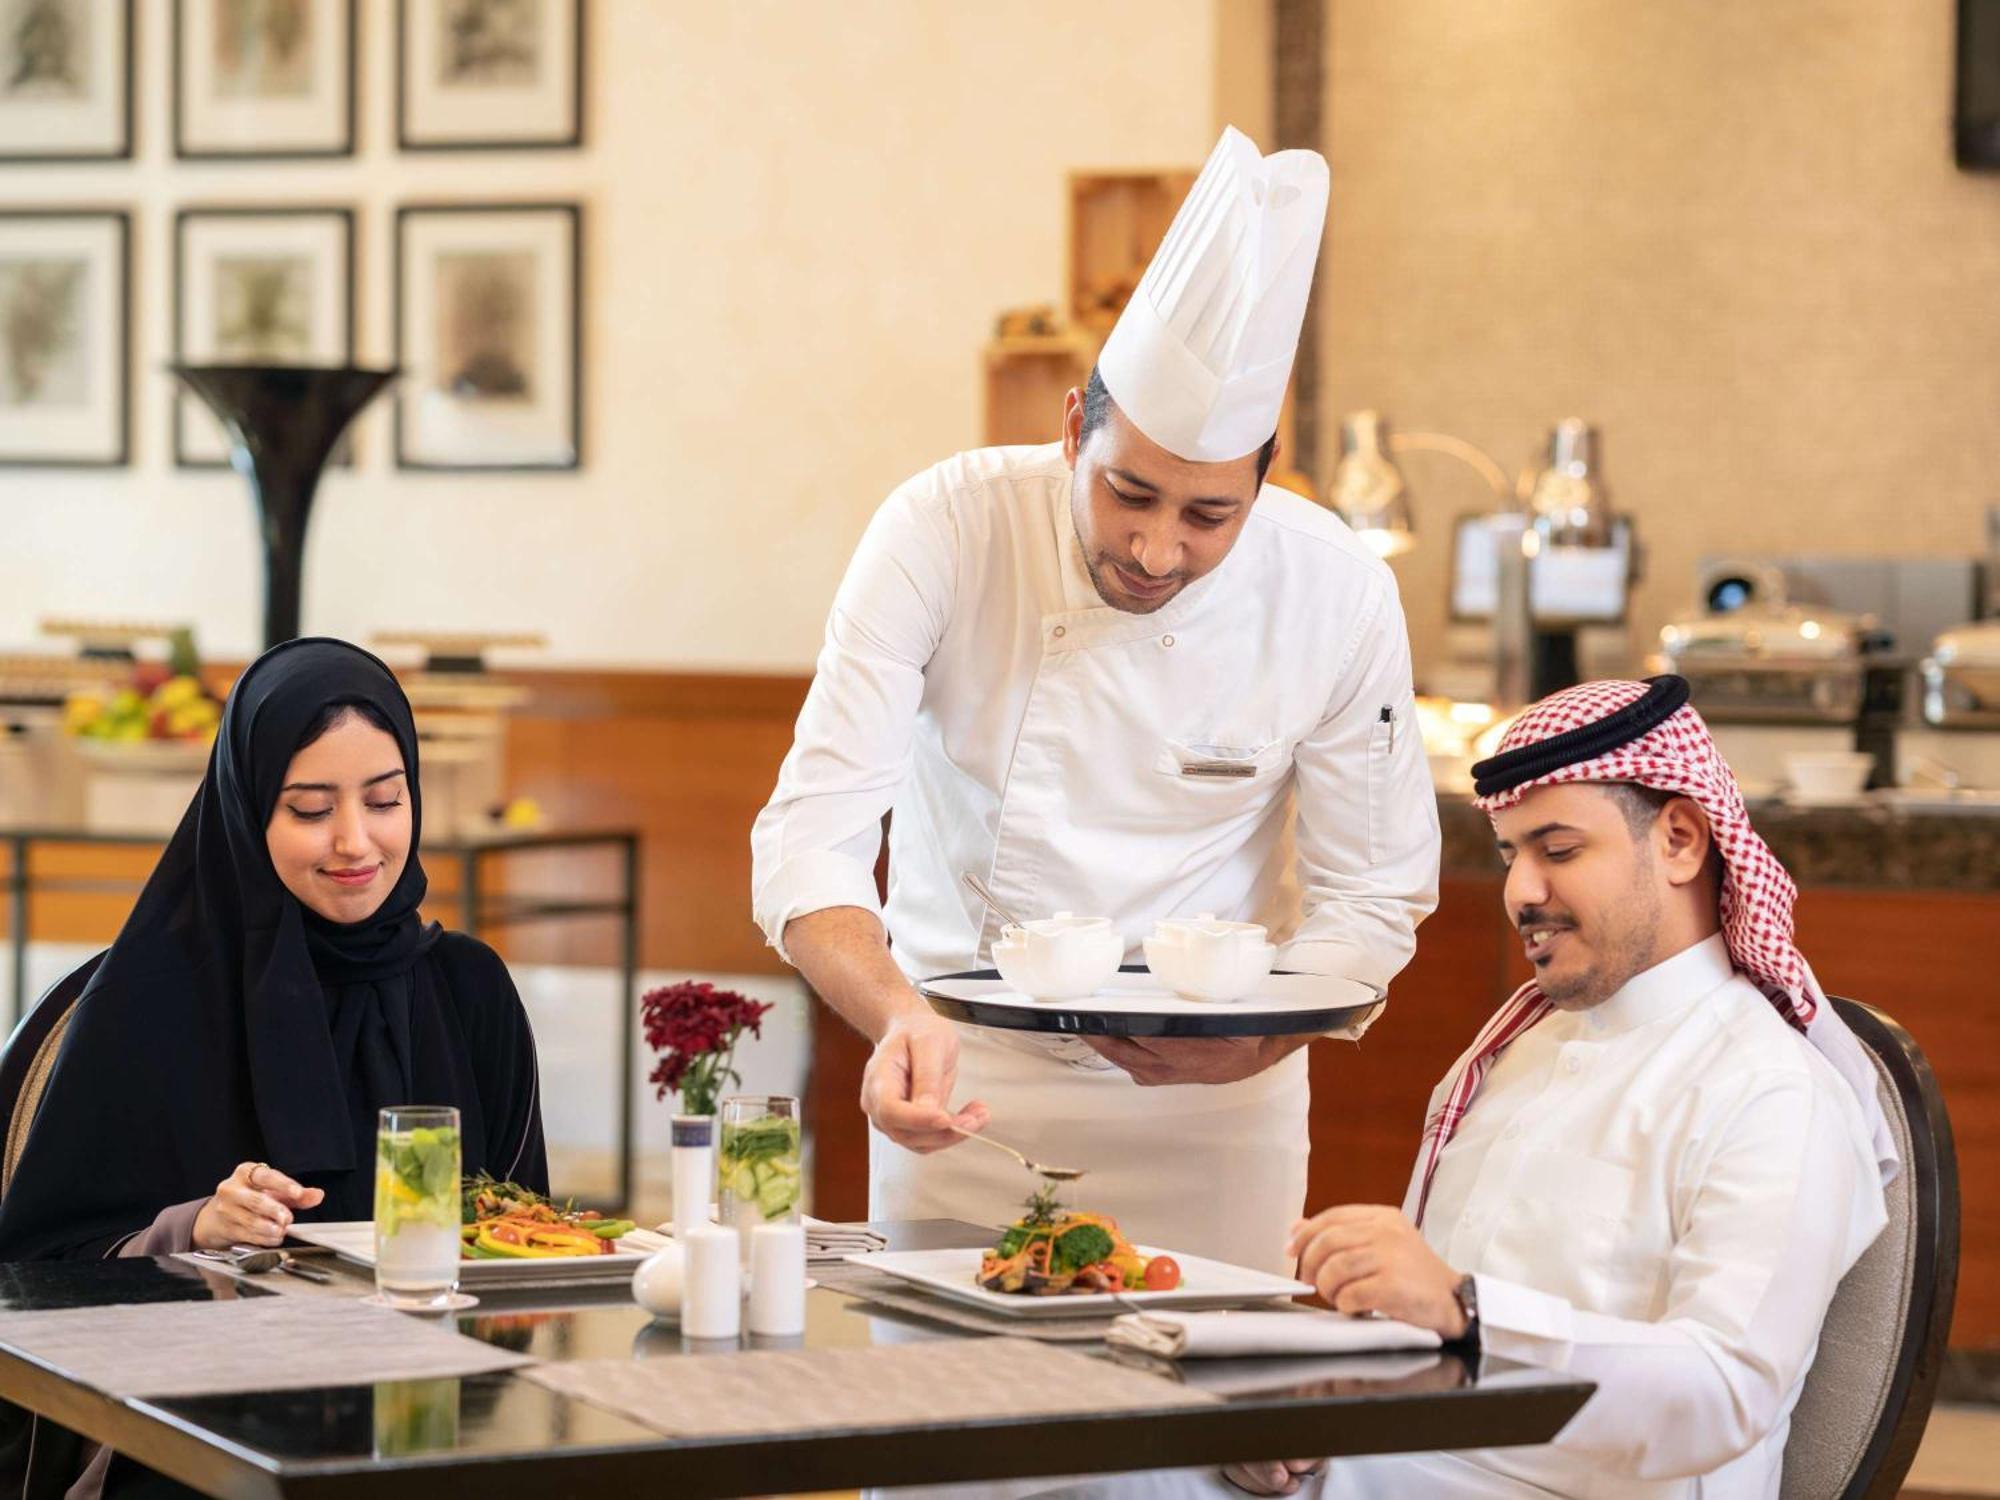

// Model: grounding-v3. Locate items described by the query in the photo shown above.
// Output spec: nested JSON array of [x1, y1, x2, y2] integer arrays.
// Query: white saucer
[[361, 1290, 480, 1312]]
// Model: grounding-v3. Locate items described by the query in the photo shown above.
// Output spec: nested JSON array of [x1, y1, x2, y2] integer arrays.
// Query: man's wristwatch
[[1450, 1273, 1480, 1345]]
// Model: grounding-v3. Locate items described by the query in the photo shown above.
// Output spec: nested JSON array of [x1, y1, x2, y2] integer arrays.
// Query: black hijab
[[0, 639, 508, 1259]]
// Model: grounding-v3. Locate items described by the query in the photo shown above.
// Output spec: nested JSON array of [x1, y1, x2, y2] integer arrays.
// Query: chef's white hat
[[1097, 126, 1329, 464]]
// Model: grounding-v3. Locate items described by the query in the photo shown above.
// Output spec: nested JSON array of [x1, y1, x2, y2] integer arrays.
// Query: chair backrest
[[1780, 997, 1959, 1500], [0, 950, 105, 1202]]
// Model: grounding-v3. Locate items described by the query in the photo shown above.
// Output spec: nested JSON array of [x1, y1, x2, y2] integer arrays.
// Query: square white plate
[[851, 1245, 1310, 1318], [290, 1219, 668, 1286]]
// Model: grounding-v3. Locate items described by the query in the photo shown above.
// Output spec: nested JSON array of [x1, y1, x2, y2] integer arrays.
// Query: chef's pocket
[[1366, 705, 1397, 863]]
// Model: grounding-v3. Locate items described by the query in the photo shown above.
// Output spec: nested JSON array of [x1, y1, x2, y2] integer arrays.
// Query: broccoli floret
[[995, 1226, 1031, 1258], [1052, 1223, 1114, 1274]]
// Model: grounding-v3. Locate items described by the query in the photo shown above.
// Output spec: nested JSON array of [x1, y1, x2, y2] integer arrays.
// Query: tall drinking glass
[[717, 1095, 801, 1262], [374, 1106, 462, 1307]]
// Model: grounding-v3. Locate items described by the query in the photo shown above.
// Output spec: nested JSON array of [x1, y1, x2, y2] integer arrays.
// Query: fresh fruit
[[64, 660, 222, 745]]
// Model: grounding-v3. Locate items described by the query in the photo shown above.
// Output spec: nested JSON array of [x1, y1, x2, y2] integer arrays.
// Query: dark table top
[[0, 1222, 1594, 1500]]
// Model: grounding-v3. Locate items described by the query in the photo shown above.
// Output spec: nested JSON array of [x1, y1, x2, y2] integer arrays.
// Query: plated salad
[[460, 1175, 636, 1260], [978, 1186, 1181, 1296]]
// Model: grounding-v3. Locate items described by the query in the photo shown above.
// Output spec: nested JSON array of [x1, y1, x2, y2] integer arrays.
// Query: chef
[[750, 126, 1440, 1272]]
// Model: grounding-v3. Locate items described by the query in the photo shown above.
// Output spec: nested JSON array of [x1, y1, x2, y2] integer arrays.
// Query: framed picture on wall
[[0, 210, 129, 467], [173, 0, 356, 159], [174, 207, 355, 468], [397, 0, 583, 150], [394, 202, 581, 471], [0, 0, 134, 162]]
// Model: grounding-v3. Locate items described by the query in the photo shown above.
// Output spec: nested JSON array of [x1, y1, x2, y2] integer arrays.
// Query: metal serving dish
[[1656, 607, 1875, 725], [1920, 621, 2000, 728]]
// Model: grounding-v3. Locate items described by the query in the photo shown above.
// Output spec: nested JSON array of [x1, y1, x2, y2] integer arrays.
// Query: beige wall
[[1317, 0, 2000, 683], [0, 0, 1226, 669]]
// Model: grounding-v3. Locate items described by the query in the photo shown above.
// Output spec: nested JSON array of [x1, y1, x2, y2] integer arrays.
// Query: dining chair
[[0, 950, 104, 1201], [1779, 998, 1959, 1500]]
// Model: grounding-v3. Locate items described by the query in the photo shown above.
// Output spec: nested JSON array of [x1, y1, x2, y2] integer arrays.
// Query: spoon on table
[[944, 1122, 1087, 1182], [194, 1246, 332, 1284], [961, 872, 1027, 931]]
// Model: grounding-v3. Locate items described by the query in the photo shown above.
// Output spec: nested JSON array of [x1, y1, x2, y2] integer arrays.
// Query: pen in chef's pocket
[[1380, 704, 1395, 753]]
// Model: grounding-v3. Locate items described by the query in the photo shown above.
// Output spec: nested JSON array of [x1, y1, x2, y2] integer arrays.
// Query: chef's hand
[[862, 1009, 990, 1153], [1221, 1458, 1325, 1495], [1286, 1204, 1468, 1337], [192, 1162, 325, 1250], [1084, 1033, 1312, 1087]]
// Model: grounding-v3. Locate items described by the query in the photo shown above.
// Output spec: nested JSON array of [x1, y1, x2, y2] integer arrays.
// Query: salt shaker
[[747, 1221, 807, 1337], [680, 1222, 741, 1340]]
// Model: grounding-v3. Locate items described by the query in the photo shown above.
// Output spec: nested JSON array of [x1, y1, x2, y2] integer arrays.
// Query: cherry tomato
[[1142, 1255, 1181, 1291]]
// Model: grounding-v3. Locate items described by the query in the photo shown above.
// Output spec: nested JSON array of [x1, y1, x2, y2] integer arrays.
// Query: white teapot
[[991, 911, 1122, 1000], [1144, 913, 1276, 1002]]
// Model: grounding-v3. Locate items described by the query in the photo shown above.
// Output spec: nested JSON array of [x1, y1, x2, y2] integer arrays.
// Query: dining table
[[0, 1220, 1595, 1499]]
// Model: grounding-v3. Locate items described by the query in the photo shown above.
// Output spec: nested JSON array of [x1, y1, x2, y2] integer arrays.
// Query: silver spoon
[[194, 1246, 332, 1283], [961, 872, 1027, 931], [945, 1122, 1087, 1182]]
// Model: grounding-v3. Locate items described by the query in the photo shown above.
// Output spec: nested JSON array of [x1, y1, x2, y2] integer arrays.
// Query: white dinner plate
[[852, 1245, 1311, 1319], [290, 1219, 668, 1286]]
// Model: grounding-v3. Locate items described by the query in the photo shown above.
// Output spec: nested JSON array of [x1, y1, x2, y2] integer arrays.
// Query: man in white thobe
[[1074, 676, 1895, 1500], [750, 126, 1440, 1272]]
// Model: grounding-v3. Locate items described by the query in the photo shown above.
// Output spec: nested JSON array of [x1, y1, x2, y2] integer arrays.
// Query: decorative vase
[[169, 363, 399, 649], [671, 1113, 716, 1238]]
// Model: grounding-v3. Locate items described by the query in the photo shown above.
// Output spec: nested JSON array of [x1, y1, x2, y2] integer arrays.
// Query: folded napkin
[[802, 1216, 888, 1261], [1107, 1308, 1441, 1360]]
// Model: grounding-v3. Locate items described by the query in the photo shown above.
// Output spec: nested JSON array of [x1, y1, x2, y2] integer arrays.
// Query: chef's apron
[[864, 1024, 1310, 1500], [869, 1022, 1310, 1275]]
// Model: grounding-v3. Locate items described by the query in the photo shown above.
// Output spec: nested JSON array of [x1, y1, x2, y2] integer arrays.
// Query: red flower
[[640, 981, 773, 1115]]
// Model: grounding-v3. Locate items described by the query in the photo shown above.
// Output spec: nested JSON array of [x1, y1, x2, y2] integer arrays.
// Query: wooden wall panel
[[1794, 889, 1999, 1351], [2, 669, 810, 981]]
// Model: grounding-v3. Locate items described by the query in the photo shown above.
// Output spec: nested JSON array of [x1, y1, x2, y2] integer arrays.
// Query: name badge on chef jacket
[[1165, 739, 1280, 780]]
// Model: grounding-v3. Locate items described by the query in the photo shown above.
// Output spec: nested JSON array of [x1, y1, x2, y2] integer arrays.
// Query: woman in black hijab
[[0, 637, 547, 1262]]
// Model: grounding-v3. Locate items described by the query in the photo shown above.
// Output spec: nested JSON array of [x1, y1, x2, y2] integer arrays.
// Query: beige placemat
[[0, 1296, 532, 1397], [523, 1336, 1217, 1438]]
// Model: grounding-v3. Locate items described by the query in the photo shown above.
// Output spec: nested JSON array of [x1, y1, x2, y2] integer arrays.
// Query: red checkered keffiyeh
[[1412, 678, 1896, 1223]]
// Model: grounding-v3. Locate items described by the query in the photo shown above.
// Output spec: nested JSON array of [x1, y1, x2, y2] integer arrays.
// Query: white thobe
[[752, 442, 1440, 1269], [1028, 935, 1889, 1500]]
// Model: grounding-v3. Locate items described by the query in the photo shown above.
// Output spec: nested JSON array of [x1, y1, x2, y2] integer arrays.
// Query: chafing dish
[[1654, 605, 1879, 725], [1919, 620, 2000, 727]]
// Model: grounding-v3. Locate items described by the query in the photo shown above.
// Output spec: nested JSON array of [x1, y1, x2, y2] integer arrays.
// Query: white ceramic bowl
[[1784, 751, 1875, 799], [1152, 936, 1272, 1004], [991, 913, 1122, 1000]]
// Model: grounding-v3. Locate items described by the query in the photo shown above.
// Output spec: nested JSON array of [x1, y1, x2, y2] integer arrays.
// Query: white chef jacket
[[751, 442, 1440, 1265]]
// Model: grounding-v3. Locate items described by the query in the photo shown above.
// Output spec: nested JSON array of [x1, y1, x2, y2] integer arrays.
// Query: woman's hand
[[191, 1162, 326, 1250]]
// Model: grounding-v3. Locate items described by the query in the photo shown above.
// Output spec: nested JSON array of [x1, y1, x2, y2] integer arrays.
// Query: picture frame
[[394, 202, 581, 472], [397, 0, 583, 151], [173, 0, 356, 159], [0, 0, 134, 162], [173, 206, 356, 468], [0, 209, 129, 468]]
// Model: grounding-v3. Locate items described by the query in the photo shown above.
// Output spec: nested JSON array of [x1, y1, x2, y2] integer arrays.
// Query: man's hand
[[1286, 1204, 1468, 1337], [861, 1009, 989, 1152], [1221, 1458, 1324, 1495], [1084, 1033, 1312, 1087]]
